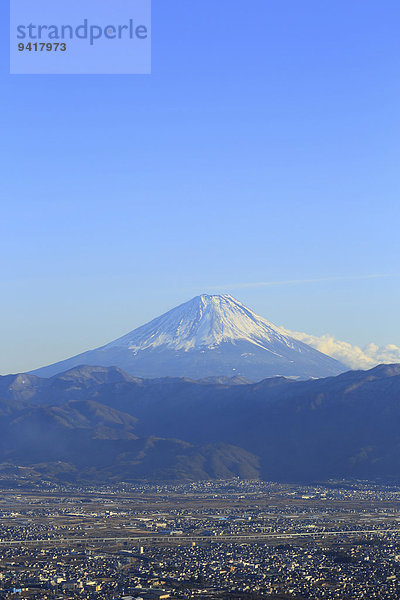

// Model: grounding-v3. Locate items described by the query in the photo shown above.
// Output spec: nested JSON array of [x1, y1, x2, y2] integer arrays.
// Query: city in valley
[[1, 479, 400, 599]]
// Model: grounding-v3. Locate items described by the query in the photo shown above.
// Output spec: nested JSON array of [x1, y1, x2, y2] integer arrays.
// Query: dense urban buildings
[[1, 479, 400, 599]]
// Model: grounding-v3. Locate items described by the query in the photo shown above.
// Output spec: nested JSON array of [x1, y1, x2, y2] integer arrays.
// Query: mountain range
[[31, 294, 346, 380], [2, 363, 400, 484]]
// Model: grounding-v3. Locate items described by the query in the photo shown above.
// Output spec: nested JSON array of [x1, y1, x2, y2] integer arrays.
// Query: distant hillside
[[1, 364, 400, 483]]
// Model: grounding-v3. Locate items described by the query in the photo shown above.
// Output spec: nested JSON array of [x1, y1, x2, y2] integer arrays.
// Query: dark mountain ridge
[[1, 364, 400, 483]]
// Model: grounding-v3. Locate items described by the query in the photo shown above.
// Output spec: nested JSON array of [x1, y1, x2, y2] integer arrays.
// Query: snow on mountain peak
[[30, 293, 347, 380], [104, 294, 298, 354]]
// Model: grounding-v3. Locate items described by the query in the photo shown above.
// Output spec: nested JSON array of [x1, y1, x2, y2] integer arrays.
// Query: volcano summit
[[31, 294, 346, 380]]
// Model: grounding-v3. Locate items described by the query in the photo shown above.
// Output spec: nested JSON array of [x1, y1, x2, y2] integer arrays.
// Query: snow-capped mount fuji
[[106, 294, 310, 353], [31, 294, 347, 380]]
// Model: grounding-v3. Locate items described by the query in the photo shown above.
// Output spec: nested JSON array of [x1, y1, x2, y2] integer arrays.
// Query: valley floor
[[1, 479, 400, 599]]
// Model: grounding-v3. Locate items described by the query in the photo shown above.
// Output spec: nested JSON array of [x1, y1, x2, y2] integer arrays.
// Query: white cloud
[[280, 327, 400, 370]]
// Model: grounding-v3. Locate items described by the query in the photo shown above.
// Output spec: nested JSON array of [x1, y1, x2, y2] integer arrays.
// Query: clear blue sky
[[1, 0, 400, 373]]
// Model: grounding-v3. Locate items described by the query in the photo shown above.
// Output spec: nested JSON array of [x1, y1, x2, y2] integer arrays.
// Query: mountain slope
[[3, 364, 400, 482], [31, 295, 346, 380], [0, 401, 260, 483]]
